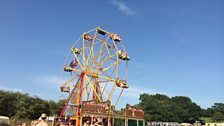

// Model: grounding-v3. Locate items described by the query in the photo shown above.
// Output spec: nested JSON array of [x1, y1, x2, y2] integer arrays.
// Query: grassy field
[[200, 117, 224, 123], [200, 117, 213, 123]]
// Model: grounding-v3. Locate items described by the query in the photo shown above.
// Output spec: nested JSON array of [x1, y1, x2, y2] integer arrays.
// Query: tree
[[138, 93, 202, 123], [212, 103, 224, 113], [212, 112, 224, 122], [0, 90, 17, 117], [14, 92, 32, 119], [28, 97, 50, 119], [0, 90, 50, 120], [138, 94, 186, 122], [211, 103, 224, 122], [171, 96, 202, 122], [48, 100, 57, 116], [202, 108, 214, 117], [55, 99, 66, 116]]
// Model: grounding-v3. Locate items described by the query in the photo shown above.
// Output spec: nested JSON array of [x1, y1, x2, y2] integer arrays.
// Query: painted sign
[[125, 105, 145, 119], [82, 101, 110, 115]]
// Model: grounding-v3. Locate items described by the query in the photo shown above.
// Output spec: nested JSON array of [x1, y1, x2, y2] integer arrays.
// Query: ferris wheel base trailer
[[57, 27, 145, 126], [57, 102, 145, 126]]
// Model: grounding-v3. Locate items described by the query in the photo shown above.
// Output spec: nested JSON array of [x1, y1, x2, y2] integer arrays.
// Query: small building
[[0, 116, 10, 125]]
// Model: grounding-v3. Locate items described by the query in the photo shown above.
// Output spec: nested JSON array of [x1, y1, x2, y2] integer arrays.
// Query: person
[[21, 122, 26, 126], [31, 121, 39, 126], [86, 120, 90, 126], [36, 113, 48, 126], [16, 122, 22, 126]]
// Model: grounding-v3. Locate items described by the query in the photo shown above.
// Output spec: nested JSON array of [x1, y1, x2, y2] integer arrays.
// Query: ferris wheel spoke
[[98, 60, 117, 81], [98, 54, 117, 69], [89, 37, 111, 70], [85, 77, 94, 101], [99, 83, 109, 101], [85, 38, 104, 72], [62, 77, 76, 87], [82, 75, 94, 101], [97, 48, 115, 68], [89, 28, 98, 64], [110, 38, 119, 52], [99, 73, 112, 82], [115, 59, 119, 79], [85, 40, 93, 60], [95, 38, 113, 47], [92, 42, 107, 66], [119, 41, 127, 52], [95, 79, 104, 100], [81, 37, 90, 69], [99, 65, 117, 83], [114, 88, 124, 108], [85, 75, 102, 102], [81, 36, 89, 71], [95, 43, 111, 67], [83, 41, 94, 71], [83, 75, 87, 101], [85, 27, 97, 34], [98, 75, 114, 81], [107, 83, 116, 101], [98, 80, 113, 83], [71, 51, 84, 70], [125, 61, 129, 80], [104, 41, 113, 58], [101, 81, 109, 99], [71, 70, 80, 77], [96, 42, 106, 65], [100, 78, 116, 101], [94, 41, 103, 45], [95, 37, 115, 59], [82, 41, 94, 72], [101, 57, 119, 73], [94, 35, 111, 62], [86, 41, 104, 71]]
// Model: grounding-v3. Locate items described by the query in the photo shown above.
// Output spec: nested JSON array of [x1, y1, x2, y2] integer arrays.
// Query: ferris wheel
[[59, 27, 130, 117]]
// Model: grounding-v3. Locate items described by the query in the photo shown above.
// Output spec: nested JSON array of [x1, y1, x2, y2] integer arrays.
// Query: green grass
[[200, 117, 213, 123], [200, 117, 224, 123]]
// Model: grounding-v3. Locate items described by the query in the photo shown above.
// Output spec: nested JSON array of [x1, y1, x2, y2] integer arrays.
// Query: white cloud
[[31, 75, 80, 91], [0, 85, 24, 92], [34, 75, 61, 85], [111, 0, 135, 15], [123, 86, 150, 99], [28, 75, 60, 89]]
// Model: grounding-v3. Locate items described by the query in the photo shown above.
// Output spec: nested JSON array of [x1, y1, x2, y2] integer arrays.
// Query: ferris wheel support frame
[[59, 73, 84, 118]]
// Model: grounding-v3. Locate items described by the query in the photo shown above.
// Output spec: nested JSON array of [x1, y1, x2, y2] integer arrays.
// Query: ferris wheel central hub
[[83, 70, 98, 78]]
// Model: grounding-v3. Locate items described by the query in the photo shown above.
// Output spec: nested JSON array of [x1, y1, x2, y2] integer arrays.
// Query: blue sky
[[0, 0, 223, 109]]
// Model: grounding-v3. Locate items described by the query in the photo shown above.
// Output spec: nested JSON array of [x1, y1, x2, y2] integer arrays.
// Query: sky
[[0, 0, 223, 109]]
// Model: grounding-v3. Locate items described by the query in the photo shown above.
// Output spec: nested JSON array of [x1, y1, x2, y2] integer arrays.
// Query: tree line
[[137, 93, 224, 123], [0, 90, 64, 120], [0, 90, 223, 123]]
